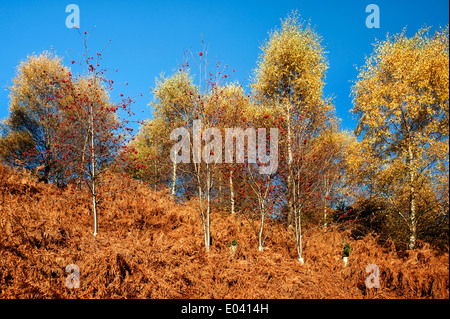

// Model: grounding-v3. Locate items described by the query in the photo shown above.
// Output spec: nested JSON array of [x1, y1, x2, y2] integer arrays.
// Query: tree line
[[1, 13, 448, 256]]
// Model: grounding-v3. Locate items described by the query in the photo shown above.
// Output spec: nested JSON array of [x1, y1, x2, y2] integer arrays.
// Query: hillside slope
[[0, 164, 448, 298]]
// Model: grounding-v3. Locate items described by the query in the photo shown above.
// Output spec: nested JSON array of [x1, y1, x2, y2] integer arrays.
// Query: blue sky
[[0, 0, 448, 133]]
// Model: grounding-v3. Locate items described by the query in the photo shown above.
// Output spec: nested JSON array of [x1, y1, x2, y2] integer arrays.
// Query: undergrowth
[[0, 164, 448, 298]]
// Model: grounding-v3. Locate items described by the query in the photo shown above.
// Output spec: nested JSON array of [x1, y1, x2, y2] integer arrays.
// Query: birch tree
[[166, 46, 233, 252], [124, 116, 172, 189], [252, 12, 335, 262], [221, 101, 281, 251], [151, 70, 197, 197], [252, 11, 332, 227], [206, 83, 251, 214], [351, 26, 449, 249]]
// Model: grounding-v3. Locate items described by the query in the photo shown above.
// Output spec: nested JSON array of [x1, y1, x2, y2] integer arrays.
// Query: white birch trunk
[[171, 161, 177, 198], [286, 108, 294, 226], [408, 143, 417, 249], [205, 166, 211, 252], [229, 170, 235, 214], [258, 199, 265, 252], [90, 104, 98, 238]]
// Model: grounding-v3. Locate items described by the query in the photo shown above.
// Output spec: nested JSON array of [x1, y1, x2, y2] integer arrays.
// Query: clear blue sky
[[0, 0, 448, 133]]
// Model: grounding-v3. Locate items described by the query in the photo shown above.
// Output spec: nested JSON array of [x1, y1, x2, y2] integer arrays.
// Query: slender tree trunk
[[229, 170, 235, 214], [77, 134, 89, 189], [91, 158, 98, 237], [92, 184, 98, 237], [292, 178, 304, 264], [408, 143, 417, 249], [258, 199, 265, 251], [218, 176, 222, 206], [292, 176, 303, 265], [196, 162, 210, 253], [198, 184, 209, 251], [409, 193, 417, 249], [294, 205, 303, 263], [286, 108, 294, 226], [205, 166, 211, 252], [171, 161, 177, 198], [90, 104, 98, 238], [41, 105, 52, 184], [323, 179, 330, 228]]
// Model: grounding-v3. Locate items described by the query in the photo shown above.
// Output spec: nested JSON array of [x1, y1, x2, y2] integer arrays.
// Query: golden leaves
[[352, 25, 449, 148], [252, 11, 327, 111], [349, 25, 449, 237]]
